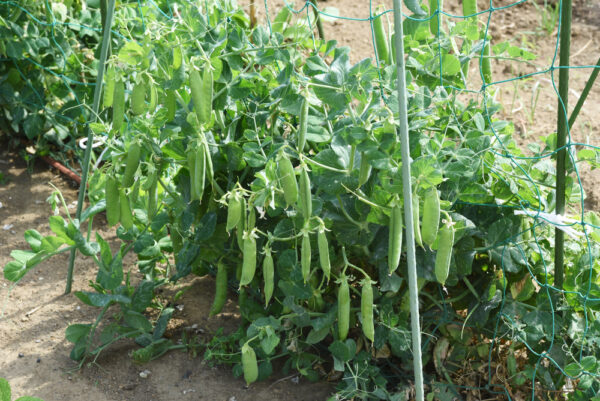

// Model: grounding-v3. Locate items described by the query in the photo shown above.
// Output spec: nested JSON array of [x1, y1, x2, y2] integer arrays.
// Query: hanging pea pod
[[358, 152, 372, 187], [435, 217, 455, 286], [263, 246, 274, 306], [298, 164, 312, 221], [122, 141, 141, 188], [361, 278, 375, 342], [241, 343, 258, 386], [429, 0, 443, 36], [187, 148, 198, 200], [210, 262, 228, 316], [112, 80, 125, 132], [388, 202, 403, 274], [105, 175, 120, 227], [195, 144, 206, 201], [236, 196, 247, 250], [481, 41, 493, 84], [103, 66, 115, 108], [413, 193, 423, 248], [131, 82, 146, 115], [226, 192, 242, 233], [277, 152, 298, 207], [372, 6, 390, 65], [317, 226, 331, 282], [297, 94, 309, 152], [165, 90, 176, 122], [338, 275, 350, 341], [119, 189, 133, 230], [421, 188, 440, 247], [301, 231, 311, 283], [239, 230, 257, 287], [189, 67, 213, 125]]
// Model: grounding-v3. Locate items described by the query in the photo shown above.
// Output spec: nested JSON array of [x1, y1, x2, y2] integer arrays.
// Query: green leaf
[[65, 324, 92, 343], [118, 41, 145, 65], [0, 377, 11, 401], [564, 362, 581, 377], [403, 0, 427, 15], [24, 230, 44, 252], [75, 292, 130, 308], [131, 281, 155, 312], [260, 333, 280, 355], [153, 307, 174, 341], [4, 260, 27, 282], [123, 310, 153, 333]]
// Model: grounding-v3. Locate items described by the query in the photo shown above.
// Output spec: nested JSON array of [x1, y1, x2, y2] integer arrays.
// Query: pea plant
[[3, 0, 600, 399]]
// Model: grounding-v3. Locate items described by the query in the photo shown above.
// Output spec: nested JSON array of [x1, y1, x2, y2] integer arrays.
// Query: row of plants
[[2, 0, 600, 399]]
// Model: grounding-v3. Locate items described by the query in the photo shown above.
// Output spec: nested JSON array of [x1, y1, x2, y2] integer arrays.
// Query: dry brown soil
[[1, 1, 599, 400]]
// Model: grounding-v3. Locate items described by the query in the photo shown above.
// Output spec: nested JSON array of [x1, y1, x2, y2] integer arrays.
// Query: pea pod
[[361, 278, 374, 342], [263, 246, 274, 306], [298, 165, 312, 221], [187, 148, 197, 200], [241, 343, 258, 386], [317, 226, 331, 282], [236, 197, 247, 250], [195, 144, 206, 201], [301, 231, 311, 283], [112, 80, 125, 132], [210, 262, 228, 316], [358, 153, 372, 187], [429, 0, 442, 36], [239, 231, 256, 287], [338, 276, 350, 341], [462, 0, 477, 18], [226, 192, 242, 233], [297, 96, 308, 152], [103, 66, 115, 108], [131, 82, 146, 115], [277, 153, 298, 207], [171, 225, 182, 257], [373, 6, 390, 65], [122, 141, 141, 188], [119, 189, 133, 230], [165, 90, 176, 122], [148, 84, 158, 113], [481, 42, 493, 84], [412, 193, 423, 248], [190, 68, 213, 125], [147, 170, 158, 219], [388, 203, 403, 274], [435, 219, 455, 286], [105, 176, 120, 227], [421, 188, 440, 247]]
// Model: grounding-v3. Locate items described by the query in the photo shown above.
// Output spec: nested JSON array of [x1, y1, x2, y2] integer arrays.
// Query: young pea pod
[[338, 276, 350, 341], [202, 139, 214, 189], [241, 343, 258, 386], [358, 153, 372, 187], [187, 148, 197, 200], [373, 6, 390, 65], [421, 188, 440, 247], [297, 95, 308, 152], [239, 231, 257, 287], [195, 144, 206, 201], [122, 141, 141, 188], [435, 218, 455, 285], [148, 84, 158, 113], [119, 190, 133, 230], [263, 246, 274, 306], [429, 0, 442, 36], [103, 66, 115, 108], [165, 90, 176, 122], [317, 226, 331, 282], [112, 80, 125, 132], [361, 278, 375, 342], [210, 262, 228, 316], [236, 197, 247, 250], [412, 193, 423, 248], [481, 42, 493, 84], [146, 170, 158, 219], [301, 231, 311, 283], [388, 203, 403, 274], [298, 165, 312, 221], [277, 152, 298, 207], [189, 68, 213, 125], [131, 82, 146, 115], [226, 192, 242, 233], [105, 176, 120, 227]]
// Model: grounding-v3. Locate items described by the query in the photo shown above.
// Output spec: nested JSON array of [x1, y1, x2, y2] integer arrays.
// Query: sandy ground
[[1, 0, 599, 400]]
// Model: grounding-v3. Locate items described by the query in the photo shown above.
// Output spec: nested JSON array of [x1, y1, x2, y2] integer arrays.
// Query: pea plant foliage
[[4, 0, 600, 399]]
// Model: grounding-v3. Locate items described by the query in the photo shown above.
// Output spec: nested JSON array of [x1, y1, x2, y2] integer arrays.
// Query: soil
[[1, 1, 599, 400]]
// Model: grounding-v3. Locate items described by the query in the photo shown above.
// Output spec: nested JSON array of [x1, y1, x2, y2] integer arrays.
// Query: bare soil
[[1, 1, 599, 400]]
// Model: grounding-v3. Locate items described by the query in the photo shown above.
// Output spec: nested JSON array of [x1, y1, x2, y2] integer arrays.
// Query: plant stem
[[568, 54, 600, 130], [65, 0, 116, 294]]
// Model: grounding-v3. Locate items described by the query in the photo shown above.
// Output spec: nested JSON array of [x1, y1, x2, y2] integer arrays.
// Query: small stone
[[121, 383, 136, 391], [2, 224, 13, 230], [35, 339, 41, 343], [18, 353, 24, 358], [228, 397, 237, 401], [36, 358, 41, 363], [139, 369, 151, 379]]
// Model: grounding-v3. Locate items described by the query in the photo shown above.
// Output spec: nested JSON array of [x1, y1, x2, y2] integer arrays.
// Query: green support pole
[[65, 0, 116, 294], [554, 0, 572, 292], [568, 55, 600, 130], [392, 1, 425, 400]]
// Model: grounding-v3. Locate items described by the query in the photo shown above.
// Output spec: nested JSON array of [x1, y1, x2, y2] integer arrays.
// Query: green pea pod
[[105, 176, 120, 227], [317, 227, 331, 282], [263, 246, 274, 306], [190, 68, 213, 125], [413, 193, 423, 248], [429, 0, 442, 36], [240, 231, 256, 287], [421, 188, 440, 247], [103, 66, 115, 109], [301, 231, 311, 283], [236, 197, 247, 250], [241, 343, 258, 385], [338, 276, 350, 341], [171, 225, 182, 257], [195, 145, 206, 201], [481, 42, 493, 84], [373, 6, 390, 65], [226, 192, 242, 233], [210, 262, 228, 316], [131, 82, 146, 115], [435, 220, 455, 286], [148, 84, 158, 113], [277, 153, 298, 207], [358, 153, 372, 187], [202, 139, 214, 188], [119, 190, 133, 230], [112, 80, 125, 132], [122, 141, 141, 188], [297, 96, 308, 152], [388, 203, 403, 274], [298, 165, 312, 221], [147, 171, 158, 219], [187, 148, 198, 201], [361, 279, 375, 342], [165, 90, 176, 122]]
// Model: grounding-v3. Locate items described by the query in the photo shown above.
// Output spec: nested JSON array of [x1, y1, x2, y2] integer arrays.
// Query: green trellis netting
[[1, 0, 600, 399]]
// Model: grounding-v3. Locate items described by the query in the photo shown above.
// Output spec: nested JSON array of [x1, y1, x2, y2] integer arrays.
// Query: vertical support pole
[[554, 0, 572, 292], [65, 0, 116, 294], [392, 1, 424, 400]]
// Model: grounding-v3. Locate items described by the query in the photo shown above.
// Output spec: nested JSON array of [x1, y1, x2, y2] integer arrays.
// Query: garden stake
[[555, 0, 573, 292], [65, 0, 116, 294], [392, 1, 424, 399]]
